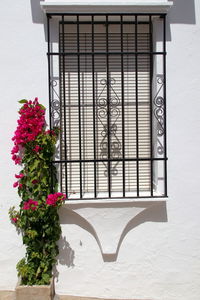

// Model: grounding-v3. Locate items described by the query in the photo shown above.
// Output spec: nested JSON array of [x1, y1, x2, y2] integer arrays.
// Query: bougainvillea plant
[[9, 98, 66, 285]]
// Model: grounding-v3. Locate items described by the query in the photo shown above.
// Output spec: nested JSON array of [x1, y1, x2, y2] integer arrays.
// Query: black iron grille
[[47, 13, 167, 200]]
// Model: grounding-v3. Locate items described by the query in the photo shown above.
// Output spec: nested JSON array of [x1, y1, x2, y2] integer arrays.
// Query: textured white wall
[[0, 1, 200, 300], [0, 0, 48, 291]]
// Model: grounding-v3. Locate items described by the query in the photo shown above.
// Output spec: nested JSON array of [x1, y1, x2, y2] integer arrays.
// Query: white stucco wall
[[0, 0, 49, 291], [1, 0, 200, 300]]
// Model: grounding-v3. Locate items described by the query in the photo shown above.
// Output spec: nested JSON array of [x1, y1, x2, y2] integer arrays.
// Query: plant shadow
[[53, 236, 75, 282]]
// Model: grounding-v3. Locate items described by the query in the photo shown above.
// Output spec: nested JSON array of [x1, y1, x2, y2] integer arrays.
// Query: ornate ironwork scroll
[[97, 78, 122, 177], [50, 79, 60, 128], [153, 75, 165, 155], [50, 79, 62, 161]]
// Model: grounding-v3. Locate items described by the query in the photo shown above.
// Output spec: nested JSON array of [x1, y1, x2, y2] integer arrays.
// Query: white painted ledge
[[40, 1, 173, 14], [65, 198, 167, 205]]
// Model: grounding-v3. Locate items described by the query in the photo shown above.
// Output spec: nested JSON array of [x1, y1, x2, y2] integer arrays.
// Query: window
[[47, 13, 167, 200]]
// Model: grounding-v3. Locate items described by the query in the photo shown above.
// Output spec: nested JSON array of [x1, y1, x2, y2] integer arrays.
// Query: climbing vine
[[9, 98, 65, 285]]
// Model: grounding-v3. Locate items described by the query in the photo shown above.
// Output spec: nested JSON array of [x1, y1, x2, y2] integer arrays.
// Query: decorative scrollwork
[[50, 79, 60, 128], [157, 139, 164, 156], [97, 77, 122, 177], [153, 75, 165, 155], [154, 96, 164, 137]]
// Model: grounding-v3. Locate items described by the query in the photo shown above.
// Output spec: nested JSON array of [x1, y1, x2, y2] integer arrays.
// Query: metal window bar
[[163, 14, 167, 197], [76, 15, 83, 198], [149, 15, 154, 197], [120, 15, 125, 197], [135, 15, 139, 197], [61, 15, 68, 197], [91, 15, 97, 198], [47, 13, 168, 200], [47, 15, 54, 193], [106, 15, 111, 197]]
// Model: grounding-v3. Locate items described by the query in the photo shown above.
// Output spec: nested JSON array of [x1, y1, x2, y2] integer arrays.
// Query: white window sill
[[65, 191, 167, 205], [40, 1, 173, 14]]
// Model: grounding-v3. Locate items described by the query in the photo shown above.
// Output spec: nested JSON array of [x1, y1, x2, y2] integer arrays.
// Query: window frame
[[47, 12, 168, 201]]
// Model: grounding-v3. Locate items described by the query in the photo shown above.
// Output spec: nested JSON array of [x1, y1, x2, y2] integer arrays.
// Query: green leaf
[[18, 99, 28, 104], [30, 159, 40, 172], [42, 273, 51, 284], [39, 104, 46, 110], [36, 266, 41, 278]]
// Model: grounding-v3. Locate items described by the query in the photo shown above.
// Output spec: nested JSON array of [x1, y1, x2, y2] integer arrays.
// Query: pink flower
[[56, 192, 66, 199], [33, 145, 41, 153], [12, 217, 18, 223], [46, 192, 66, 206], [22, 199, 38, 211], [11, 98, 46, 162], [15, 173, 24, 179], [12, 155, 21, 165], [15, 157, 22, 165], [19, 183, 23, 189], [13, 182, 19, 188], [22, 202, 30, 210], [46, 194, 57, 206], [11, 145, 19, 154], [12, 154, 17, 161], [45, 130, 56, 136], [32, 180, 38, 184]]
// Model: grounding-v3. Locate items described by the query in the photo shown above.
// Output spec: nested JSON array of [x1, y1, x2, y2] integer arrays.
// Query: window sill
[[40, 1, 173, 14], [65, 190, 167, 202], [64, 196, 167, 206]]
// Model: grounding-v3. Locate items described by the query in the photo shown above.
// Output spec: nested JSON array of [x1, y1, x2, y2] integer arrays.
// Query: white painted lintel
[[40, 1, 173, 14]]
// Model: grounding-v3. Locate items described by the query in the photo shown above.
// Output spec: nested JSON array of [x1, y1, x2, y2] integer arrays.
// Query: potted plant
[[9, 98, 65, 300]]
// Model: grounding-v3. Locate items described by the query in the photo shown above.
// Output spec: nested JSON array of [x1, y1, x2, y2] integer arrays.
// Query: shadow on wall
[[30, 0, 196, 46], [30, 0, 45, 24], [53, 236, 75, 283], [168, 0, 196, 24], [30, 0, 196, 25], [58, 201, 168, 262], [58, 236, 75, 267]]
